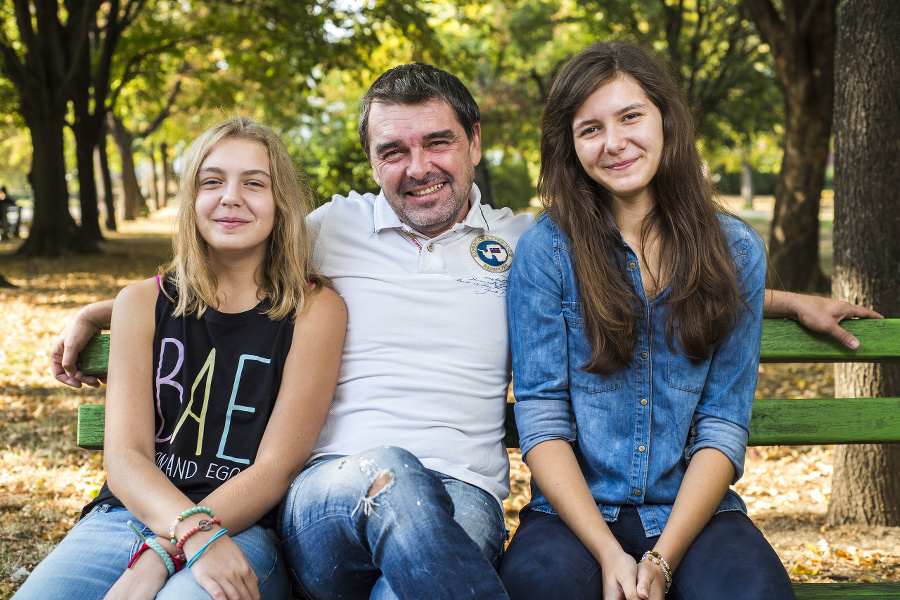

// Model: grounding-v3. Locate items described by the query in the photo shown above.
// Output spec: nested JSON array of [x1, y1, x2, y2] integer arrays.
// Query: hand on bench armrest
[[50, 299, 115, 388], [764, 290, 884, 350]]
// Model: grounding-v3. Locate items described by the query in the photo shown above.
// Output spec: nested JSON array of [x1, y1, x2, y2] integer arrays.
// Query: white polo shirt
[[307, 185, 534, 502]]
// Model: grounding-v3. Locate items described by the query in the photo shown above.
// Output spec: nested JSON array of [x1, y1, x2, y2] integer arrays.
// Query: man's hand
[[791, 295, 883, 350], [764, 291, 883, 350], [50, 300, 114, 388]]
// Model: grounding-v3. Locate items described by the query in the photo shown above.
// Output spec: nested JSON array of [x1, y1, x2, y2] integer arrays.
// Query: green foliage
[[0, 0, 785, 214], [485, 150, 536, 211]]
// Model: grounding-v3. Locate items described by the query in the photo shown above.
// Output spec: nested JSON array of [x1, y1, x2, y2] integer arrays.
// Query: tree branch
[[745, 0, 783, 52], [136, 73, 185, 139]]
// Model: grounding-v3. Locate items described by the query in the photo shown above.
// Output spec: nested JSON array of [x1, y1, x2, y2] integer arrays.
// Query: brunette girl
[[498, 41, 795, 600]]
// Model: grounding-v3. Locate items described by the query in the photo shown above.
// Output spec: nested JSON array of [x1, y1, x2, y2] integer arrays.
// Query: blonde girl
[[16, 117, 346, 600]]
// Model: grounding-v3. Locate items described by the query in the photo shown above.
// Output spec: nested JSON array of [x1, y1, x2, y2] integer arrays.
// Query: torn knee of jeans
[[368, 471, 393, 497], [351, 469, 393, 517]]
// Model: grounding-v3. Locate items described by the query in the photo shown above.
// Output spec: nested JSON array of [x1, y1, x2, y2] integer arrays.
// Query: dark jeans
[[499, 506, 795, 600]]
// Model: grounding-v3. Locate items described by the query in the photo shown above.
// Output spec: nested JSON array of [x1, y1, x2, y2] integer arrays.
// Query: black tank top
[[82, 281, 294, 528]]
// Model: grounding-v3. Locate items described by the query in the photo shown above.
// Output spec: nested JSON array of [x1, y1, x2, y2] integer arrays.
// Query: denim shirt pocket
[[665, 349, 711, 394], [564, 301, 623, 393]]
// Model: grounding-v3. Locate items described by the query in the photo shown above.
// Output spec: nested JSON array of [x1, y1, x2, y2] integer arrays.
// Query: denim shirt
[[508, 212, 766, 537]]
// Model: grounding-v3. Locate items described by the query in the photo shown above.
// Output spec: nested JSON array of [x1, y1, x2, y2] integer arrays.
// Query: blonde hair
[[160, 116, 325, 321]]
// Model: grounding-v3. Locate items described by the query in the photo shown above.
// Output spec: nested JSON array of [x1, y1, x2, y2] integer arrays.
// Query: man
[[51, 64, 880, 599], [0, 186, 20, 240]]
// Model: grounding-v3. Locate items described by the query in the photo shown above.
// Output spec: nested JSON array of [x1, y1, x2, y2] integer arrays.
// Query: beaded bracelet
[[170, 506, 214, 545], [186, 528, 229, 568], [640, 550, 673, 592], [176, 518, 222, 552]]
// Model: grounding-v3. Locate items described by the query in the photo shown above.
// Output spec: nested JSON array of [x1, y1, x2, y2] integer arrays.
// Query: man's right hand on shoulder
[[50, 299, 115, 388]]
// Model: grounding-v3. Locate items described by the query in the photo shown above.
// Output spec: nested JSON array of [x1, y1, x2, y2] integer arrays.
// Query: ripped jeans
[[278, 446, 510, 600]]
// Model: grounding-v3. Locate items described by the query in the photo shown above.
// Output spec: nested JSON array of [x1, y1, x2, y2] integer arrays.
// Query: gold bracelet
[[640, 550, 672, 592]]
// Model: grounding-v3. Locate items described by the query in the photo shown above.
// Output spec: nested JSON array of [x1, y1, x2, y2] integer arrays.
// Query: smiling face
[[194, 137, 275, 260], [572, 74, 664, 210], [367, 98, 482, 237]]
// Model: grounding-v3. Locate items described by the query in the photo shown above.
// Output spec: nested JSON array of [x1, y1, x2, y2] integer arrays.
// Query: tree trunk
[[147, 143, 160, 211], [72, 113, 104, 244], [474, 161, 495, 208], [17, 110, 78, 256], [108, 113, 146, 221], [826, 0, 900, 526], [95, 128, 117, 232], [70, 50, 103, 246], [741, 159, 754, 209], [746, 0, 836, 292], [160, 142, 171, 207]]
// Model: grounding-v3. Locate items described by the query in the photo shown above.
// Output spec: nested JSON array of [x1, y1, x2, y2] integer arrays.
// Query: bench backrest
[[76, 319, 900, 450]]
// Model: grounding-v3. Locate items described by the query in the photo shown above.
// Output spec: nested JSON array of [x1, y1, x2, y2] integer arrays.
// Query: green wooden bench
[[75, 319, 900, 598]]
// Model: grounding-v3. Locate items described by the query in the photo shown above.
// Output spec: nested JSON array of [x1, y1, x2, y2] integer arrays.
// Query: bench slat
[[82, 334, 110, 376], [749, 396, 900, 445], [80, 384, 900, 449], [76, 319, 900, 378], [83, 397, 900, 451], [502, 396, 900, 449], [794, 582, 900, 599], [77, 404, 105, 450], [760, 319, 900, 363]]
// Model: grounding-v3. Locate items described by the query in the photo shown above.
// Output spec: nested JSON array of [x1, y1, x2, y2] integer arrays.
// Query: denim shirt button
[[634, 489, 642, 496], [628, 261, 636, 269], [641, 352, 648, 359], [640, 398, 648, 405], [639, 445, 646, 452]]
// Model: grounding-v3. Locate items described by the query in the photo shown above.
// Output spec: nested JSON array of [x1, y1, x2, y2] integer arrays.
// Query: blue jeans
[[13, 504, 290, 600], [279, 446, 509, 600], [499, 506, 794, 599]]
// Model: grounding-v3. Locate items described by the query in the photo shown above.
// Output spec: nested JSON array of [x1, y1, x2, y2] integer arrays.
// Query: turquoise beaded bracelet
[[169, 506, 214, 545]]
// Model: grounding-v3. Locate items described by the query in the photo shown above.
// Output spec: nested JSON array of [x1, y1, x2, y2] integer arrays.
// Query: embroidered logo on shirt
[[456, 277, 508, 296], [470, 236, 513, 272]]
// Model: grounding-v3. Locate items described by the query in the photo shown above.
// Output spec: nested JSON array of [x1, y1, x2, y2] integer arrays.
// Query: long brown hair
[[161, 117, 326, 321], [540, 40, 745, 374]]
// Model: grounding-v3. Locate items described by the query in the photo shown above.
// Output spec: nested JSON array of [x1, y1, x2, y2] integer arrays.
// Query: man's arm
[[763, 290, 884, 350], [49, 299, 115, 388]]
